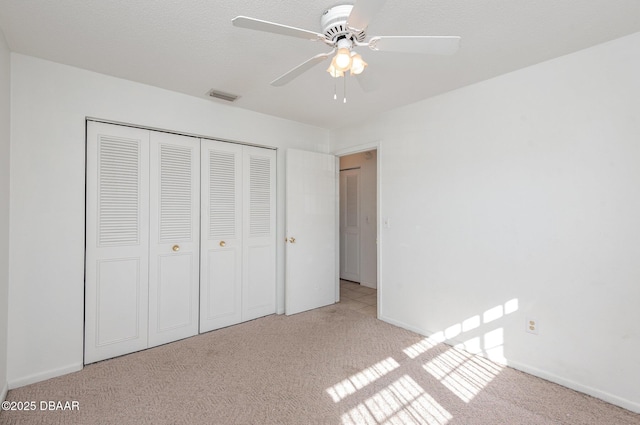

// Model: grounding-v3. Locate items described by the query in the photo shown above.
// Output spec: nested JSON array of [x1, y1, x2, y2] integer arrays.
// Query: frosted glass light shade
[[350, 53, 367, 75], [334, 48, 352, 71], [326, 58, 344, 78]]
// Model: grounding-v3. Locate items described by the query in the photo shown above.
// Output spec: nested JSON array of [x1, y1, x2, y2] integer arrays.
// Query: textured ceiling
[[0, 0, 639, 129]]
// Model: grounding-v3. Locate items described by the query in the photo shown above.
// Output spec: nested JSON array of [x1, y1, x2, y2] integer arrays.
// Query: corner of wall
[[0, 27, 12, 402], [0, 382, 6, 405]]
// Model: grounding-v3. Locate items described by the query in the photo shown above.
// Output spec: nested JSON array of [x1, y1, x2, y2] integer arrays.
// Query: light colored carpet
[[1, 304, 638, 424]]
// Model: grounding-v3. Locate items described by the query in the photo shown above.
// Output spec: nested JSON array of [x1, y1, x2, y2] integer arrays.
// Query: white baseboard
[[8, 363, 83, 390], [377, 315, 640, 414], [379, 315, 436, 337], [0, 381, 7, 403], [505, 360, 640, 414], [360, 280, 377, 289]]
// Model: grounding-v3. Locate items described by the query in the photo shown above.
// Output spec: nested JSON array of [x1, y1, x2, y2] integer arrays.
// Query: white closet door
[[148, 132, 200, 347], [200, 140, 243, 332], [340, 168, 361, 282], [242, 147, 276, 321], [85, 122, 150, 364]]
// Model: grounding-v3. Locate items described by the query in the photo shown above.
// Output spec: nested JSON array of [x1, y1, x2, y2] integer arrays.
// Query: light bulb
[[350, 53, 367, 75], [334, 48, 352, 72], [326, 58, 344, 78]]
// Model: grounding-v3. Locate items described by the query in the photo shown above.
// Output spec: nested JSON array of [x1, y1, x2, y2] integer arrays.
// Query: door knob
[[172, 245, 180, 252], [219, 241, 226, 247], [288, 237, 296, 244]]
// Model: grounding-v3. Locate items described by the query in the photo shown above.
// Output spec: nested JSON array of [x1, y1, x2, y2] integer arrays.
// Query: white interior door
[[200, 140, 243, 332], [85, 122, 150, 364], [340, 168, 361, 282], [242, 147, 277, 321], [148, 132, 200, 347], [285, 149, 338, 315]]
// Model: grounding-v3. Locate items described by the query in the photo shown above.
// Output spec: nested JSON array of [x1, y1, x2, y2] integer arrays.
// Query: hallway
[[338, 280, 377, 317]]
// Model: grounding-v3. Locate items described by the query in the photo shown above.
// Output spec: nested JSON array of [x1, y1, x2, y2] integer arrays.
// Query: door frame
[[333, 142, 381, 318]]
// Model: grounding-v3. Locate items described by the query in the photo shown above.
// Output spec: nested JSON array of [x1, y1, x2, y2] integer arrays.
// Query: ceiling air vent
[[207, 89, 239, 102]]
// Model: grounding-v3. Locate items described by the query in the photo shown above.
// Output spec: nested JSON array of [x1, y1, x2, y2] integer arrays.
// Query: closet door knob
[[288, 237, 296, 244], [219, 241, 226, 247], [172, 245, 180, 252]]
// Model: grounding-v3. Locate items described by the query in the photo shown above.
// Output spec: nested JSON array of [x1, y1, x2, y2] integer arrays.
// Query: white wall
[[340, 151, 377, 288], [0, 30, 11, 402], [332, 32, 640, 413], [8, 54, 330, 388]]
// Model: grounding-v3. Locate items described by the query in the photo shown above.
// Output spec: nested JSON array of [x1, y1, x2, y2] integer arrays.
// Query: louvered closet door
[[148, 132, 200, 347], [85, 122, 150, 364], [200, 140, 243, 332], [242, 147, 276, 321]]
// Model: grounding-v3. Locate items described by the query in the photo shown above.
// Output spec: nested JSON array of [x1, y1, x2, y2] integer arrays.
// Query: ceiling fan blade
[[368, 36, 461, 55], [346, 0, 386, 31], [232, 16, 325, 41], [271, 51, 334, 87]]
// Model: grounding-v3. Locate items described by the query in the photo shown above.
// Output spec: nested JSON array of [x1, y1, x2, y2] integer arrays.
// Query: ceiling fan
[[232, 0, 461, 88]]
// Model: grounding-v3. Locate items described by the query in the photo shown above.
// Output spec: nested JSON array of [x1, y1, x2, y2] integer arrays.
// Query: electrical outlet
[[526, 318, 538, 335]]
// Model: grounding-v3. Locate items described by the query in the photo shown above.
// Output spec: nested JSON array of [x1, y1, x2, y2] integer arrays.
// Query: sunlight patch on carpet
[[424, 347, 503, 403], [326, 357, 400, 402], [402, 334, 444, 359], [340, 375, 452, 425]]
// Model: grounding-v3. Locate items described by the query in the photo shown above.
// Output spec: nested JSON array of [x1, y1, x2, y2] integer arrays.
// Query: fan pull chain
[[333, 78, 337, 100], [343, 74, 347, 103]]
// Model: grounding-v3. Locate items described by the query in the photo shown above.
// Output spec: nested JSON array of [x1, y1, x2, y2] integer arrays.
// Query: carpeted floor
[[1, 304, 638, 424]]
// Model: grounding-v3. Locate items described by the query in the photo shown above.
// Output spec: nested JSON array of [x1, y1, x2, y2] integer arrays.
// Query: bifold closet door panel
[[148, 132, 200, 347], [200, 140, 243, 332], [242, 147, 277, 321], [85, 122, 150, 364]]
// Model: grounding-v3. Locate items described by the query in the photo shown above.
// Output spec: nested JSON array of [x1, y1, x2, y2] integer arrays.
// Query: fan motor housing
[[321, 4, 366, 42]]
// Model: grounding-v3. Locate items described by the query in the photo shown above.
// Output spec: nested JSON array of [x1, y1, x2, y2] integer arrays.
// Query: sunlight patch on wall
[[504, 298, 518, 314], [482, 298, 518, 323], [326, 357, 400, 403], [445, 323, 462, 339], [483, 328, 505, 363], [455, 336, 481, 353], [404, 298, 519, 361], [454, 327, 506, 363], [462, 315, 480, 332], [483, 305, 504, 323], [340, 375, 453, 425], [423, 347, 504, 403]]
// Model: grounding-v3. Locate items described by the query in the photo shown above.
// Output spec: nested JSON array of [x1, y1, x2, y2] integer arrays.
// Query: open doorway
[[338, 149, 378, 317]]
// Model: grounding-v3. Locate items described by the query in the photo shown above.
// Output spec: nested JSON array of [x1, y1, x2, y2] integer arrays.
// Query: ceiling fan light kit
[[349, 52, 367, 76], [232, 0, 461, 96], [326, 58, 344, 78], [334, 47, 353, 71]]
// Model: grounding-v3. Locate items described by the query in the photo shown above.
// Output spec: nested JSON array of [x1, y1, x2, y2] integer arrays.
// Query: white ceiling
[[0, 0, 639, 129]]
